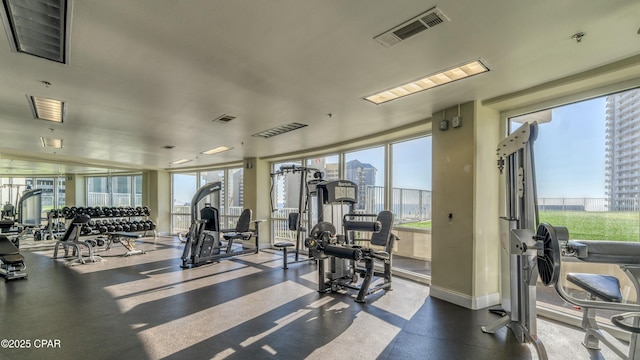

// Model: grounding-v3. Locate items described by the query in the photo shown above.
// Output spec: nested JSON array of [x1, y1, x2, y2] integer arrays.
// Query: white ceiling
[[0, 0, 639, 176]]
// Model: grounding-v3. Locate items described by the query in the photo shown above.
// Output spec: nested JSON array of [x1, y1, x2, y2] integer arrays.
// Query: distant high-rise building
[[232, 169, 244, 207], [604, 88, 640, 210], [345, 159, 377, 209]]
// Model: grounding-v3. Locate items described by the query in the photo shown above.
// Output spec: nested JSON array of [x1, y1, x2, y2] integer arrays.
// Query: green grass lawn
[[394, 211, 640, 241], [539, 210, 640, 241], [397, 220, 431, 229]]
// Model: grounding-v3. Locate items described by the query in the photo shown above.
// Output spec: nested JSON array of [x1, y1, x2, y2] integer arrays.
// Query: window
[[225, 167, 244, 228], [171, 172, 197, 234], [391, 137, 432, 229], [170, 167, 244, 235], [345, 147, 385, 213], [87, 176, 109, 207], [87, 174, 142, 208], [508, 87, 640, 324], [271, 161, 302, 243], [133, 175, 142, 207], [111, 176, 132, 207], [271, 139, 434, 280], [510, 89, 640, 242]]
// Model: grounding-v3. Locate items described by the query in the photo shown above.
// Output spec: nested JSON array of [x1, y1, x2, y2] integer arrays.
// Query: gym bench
[[53, 214, 101, 264], [105, 231, 145, 256], [0, 235, 27, 280]]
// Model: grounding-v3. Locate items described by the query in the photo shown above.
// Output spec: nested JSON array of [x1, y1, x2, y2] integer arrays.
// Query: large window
[[170, 167, 243, 234], [510, 89, 640, 242], [509, 87, 640, 321], [392, 137, 432, 229], [271, 137, 433, 279], [87, 174, 142, 208]]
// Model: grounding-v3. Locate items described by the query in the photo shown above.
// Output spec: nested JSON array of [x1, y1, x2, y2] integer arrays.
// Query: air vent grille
[[252, 122, 308, 139], [374, 6, 450, 47], [213, 114, 235, 123]]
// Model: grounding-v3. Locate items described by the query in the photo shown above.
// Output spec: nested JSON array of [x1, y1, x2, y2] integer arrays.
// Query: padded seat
[[1, 253, 24, 264], [567, 272, 622, 303], [274, 241, 295, 269], [0, 237, 23, 264], [221, 209, 254, 254], [274, 241, 294, 248]]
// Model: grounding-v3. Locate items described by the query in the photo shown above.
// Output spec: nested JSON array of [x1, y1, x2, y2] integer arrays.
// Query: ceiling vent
[[374, 7, 450, 47], [0, 0, 72, 63], [252, 122, 308, 139], [212, 114, 236, 123]]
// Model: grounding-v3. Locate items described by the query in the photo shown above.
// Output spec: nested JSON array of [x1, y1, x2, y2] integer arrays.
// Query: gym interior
[[1, 1, 640, 359]]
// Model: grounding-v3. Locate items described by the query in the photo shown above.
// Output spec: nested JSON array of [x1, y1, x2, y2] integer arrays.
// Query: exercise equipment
[[181, 182, 263, 268], [0, 235, 27, 280], [305, 210, 396, 303], [537, 222, 640, 359], [53, 214, 102, 264], [271, 165, 324, 268], [480, 122, 549, 359]]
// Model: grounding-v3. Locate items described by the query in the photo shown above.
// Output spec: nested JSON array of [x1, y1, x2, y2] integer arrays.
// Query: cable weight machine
[[270, 165, 324, 267], [480, 122, 550, 359]]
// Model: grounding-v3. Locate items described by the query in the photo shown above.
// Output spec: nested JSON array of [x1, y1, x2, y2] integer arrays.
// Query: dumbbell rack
[[61, 206, 157, 239]]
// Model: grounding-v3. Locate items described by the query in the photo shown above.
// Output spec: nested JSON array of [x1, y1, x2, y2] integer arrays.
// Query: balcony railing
[[87, 192, 143, 207]]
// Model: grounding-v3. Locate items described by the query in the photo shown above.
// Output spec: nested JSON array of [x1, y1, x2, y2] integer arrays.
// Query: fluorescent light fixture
[[0, 0, 71, 63], [40, 136, 62, 148], [171, 159, 192, 165], [364, 59, 489, 105], [28, 95, 65, 122], [253, 122, 308, 139], [201, 146, 232, 155]]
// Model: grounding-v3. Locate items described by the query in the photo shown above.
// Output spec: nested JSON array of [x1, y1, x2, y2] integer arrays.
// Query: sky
[[524, 97, 607, 198]]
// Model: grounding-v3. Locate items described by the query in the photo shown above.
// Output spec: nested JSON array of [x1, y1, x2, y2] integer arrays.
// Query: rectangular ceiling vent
[[252, 122, 308, 139], [374, 6, 450, 47], [212, 114, 236, 123], [0, 0, 71, 63]]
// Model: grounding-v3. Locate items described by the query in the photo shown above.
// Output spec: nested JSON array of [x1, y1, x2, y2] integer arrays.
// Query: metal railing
[[538, 197, 640, 212], [87, 192, 143, 207]]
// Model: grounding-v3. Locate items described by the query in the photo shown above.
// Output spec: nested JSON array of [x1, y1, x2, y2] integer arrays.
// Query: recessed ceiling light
[[170, 159, 192, 165], [252, 122, 308, 139], [201, 146, 232, 155], [40, 137, 63, 148], [0, 0, 71, 63], [28, 95, 65, 122], [364, 59, 489, 105]]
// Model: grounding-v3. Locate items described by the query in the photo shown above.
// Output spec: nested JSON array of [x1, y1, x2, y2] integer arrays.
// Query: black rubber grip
[[344, 221, 381, 232], [324, 245, 362, 260]]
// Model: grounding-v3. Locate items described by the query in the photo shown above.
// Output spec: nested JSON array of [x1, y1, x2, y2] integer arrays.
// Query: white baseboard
[[430, 285, 500, 310]]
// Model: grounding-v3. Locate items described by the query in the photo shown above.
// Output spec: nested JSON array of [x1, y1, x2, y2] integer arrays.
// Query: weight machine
[[305, 179, 397, 302], [480, 122, 550, 359], [270, 165, 324, 268], [0, 188, 43, 246], [536, 219, 640, 359], [181, 182, 261, 268]]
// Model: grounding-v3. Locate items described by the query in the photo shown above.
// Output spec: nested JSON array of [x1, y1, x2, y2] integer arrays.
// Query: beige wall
[[64, 173, 85, 207], [393, 229, 431, 260], [143, 170, 171, 236], [242, 157, 272, 246], [430, 101, 501, 309]]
